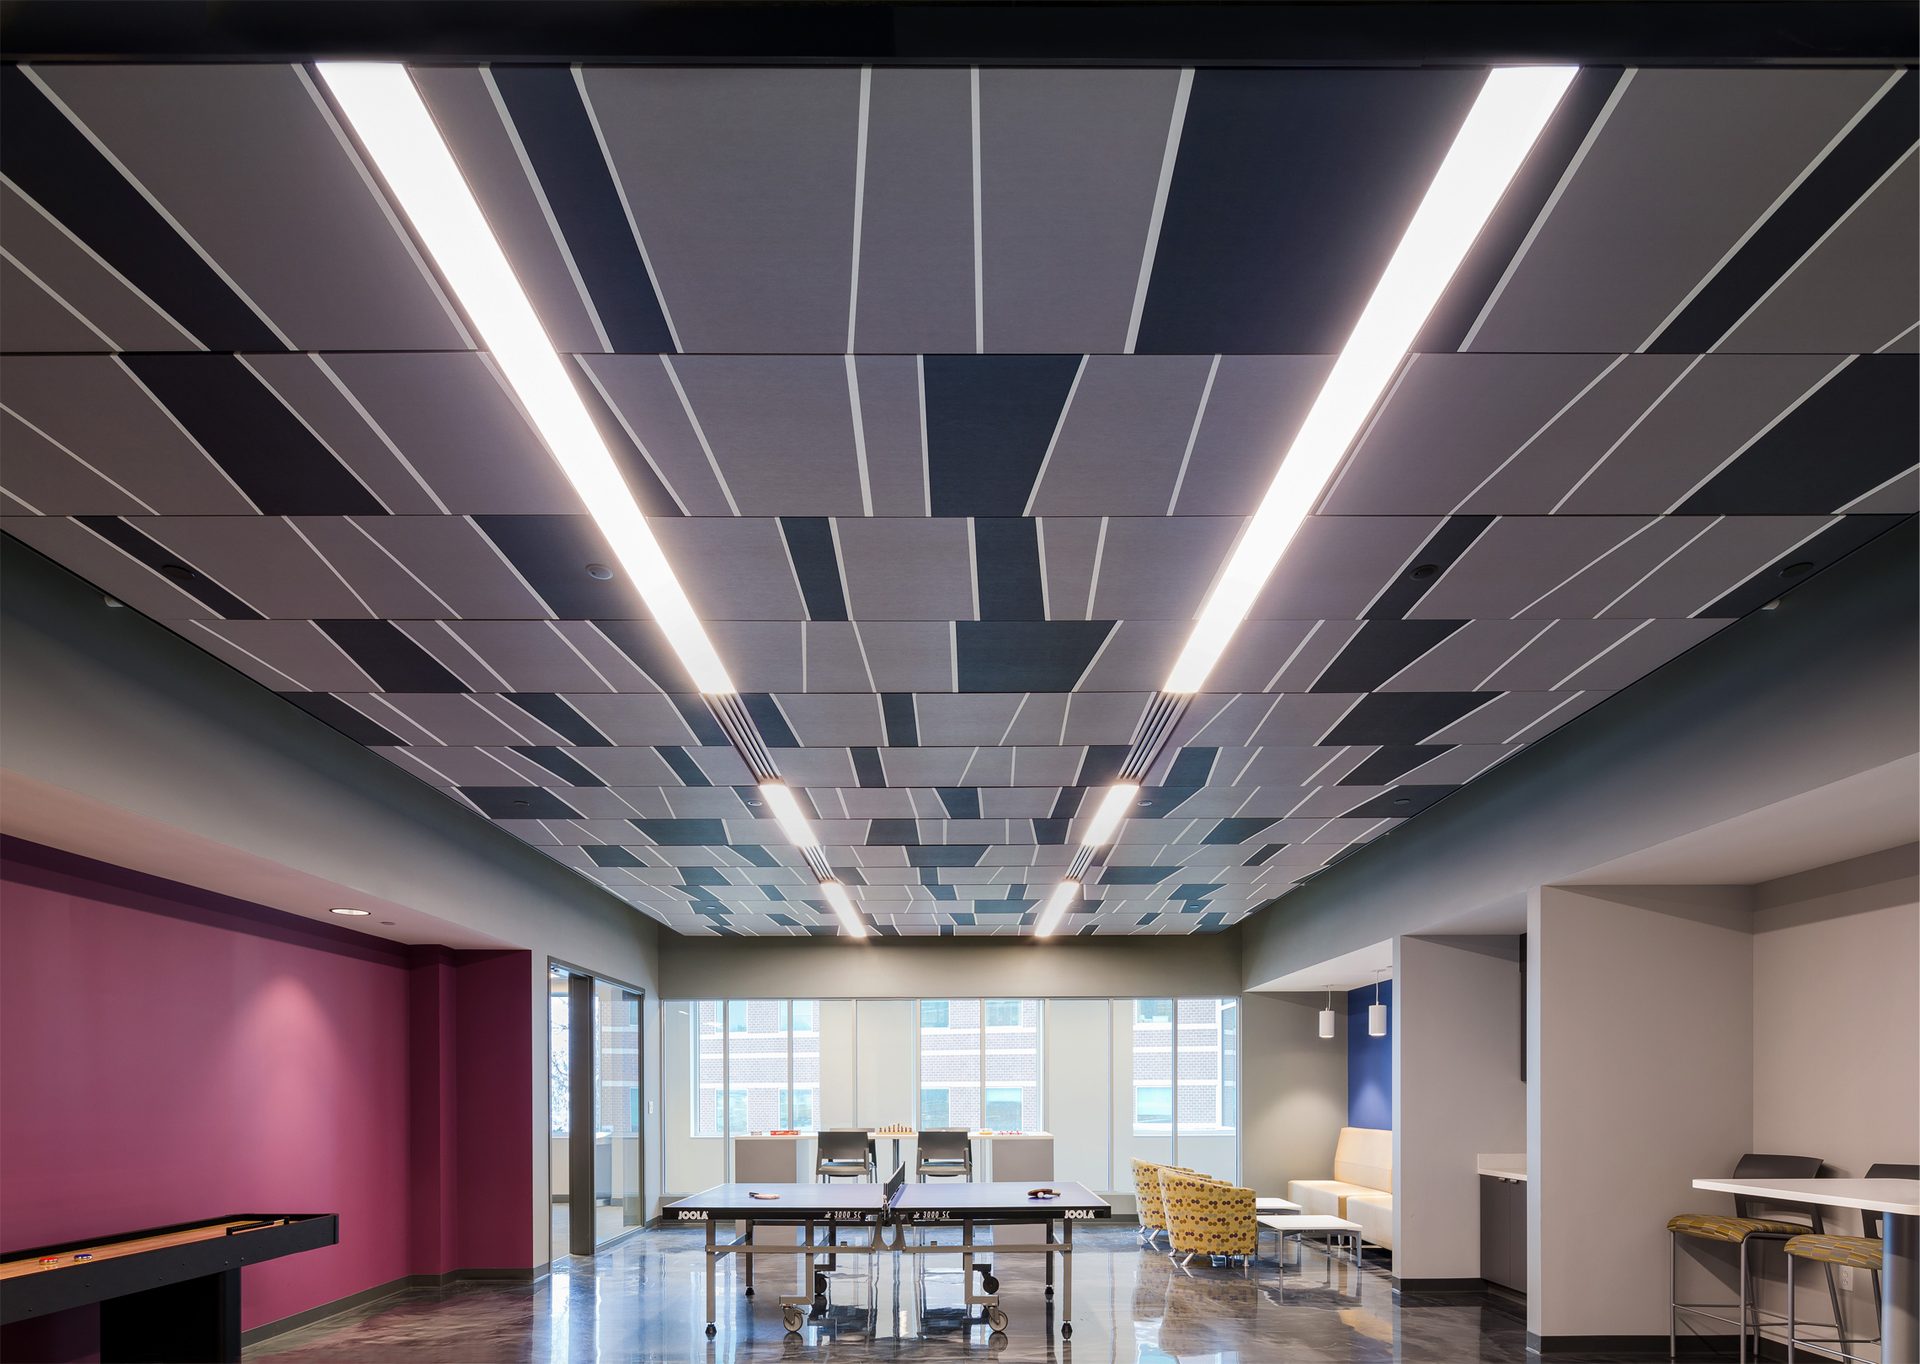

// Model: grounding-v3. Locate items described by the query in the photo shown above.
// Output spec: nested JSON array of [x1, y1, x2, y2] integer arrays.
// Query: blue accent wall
[[1346, 981, 1393, 1129]]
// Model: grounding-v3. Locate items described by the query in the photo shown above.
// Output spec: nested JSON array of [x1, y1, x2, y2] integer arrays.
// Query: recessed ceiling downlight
[[329, 907, 372, 917]]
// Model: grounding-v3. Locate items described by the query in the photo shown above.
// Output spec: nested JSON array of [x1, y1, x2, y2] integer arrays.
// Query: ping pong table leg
[[1060, 1218, 1073, 1337], [1045, 1220, 1056, 1298], [704, 1219, 717, 1336]]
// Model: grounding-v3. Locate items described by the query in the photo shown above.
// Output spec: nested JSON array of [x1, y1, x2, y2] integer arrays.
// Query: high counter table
[[1692, 1176, 1919, 1363]]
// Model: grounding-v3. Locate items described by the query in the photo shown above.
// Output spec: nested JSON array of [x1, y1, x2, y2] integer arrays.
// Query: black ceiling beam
[[1, 1, 1914, 67]]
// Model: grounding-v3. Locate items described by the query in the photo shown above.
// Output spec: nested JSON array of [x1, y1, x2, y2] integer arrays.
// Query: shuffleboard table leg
[[100, 1267, 240, 1364]]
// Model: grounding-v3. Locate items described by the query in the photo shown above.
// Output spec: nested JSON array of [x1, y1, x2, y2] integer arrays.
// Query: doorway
[[548, 961, 646, 1259]]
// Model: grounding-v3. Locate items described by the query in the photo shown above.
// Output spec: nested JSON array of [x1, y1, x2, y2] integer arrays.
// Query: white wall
[[1750, 844, 1919, 1332], [1048, 999, 1113, 1193], [1751, 844, 1920, 1182], [1529, 885, 1755, 1340], [663, 933, 1241, 1000], [1394, 935, 1524, 1281], [1240, 993, 1347, 1201]]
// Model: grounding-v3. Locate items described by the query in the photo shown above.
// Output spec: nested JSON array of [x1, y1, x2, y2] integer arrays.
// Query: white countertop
[[1477, 1154, 1527, 1180], [973, 1131, 1052, 1140], [1692, 1177, 1920, 1216]]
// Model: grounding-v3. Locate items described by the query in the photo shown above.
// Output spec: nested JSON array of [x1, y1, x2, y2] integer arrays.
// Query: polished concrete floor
[[248, 1223, 1543, 1362]]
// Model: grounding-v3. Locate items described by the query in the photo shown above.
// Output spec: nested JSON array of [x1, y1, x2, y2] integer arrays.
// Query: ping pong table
[[665, 1166, 1110, 1339]]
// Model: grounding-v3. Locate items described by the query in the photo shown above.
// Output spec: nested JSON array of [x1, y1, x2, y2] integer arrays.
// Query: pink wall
[[0, 842, 532, 1352]]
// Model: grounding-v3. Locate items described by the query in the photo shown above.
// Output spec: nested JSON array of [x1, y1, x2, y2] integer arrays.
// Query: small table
[[1256, 1197, 1302, 1214], [1692, 1176, 1919, 1364], [1258, 1213, 1362, 1275]]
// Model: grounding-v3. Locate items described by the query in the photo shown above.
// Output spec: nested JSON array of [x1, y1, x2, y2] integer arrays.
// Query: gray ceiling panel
[[582, 68, 860, 353], [977, 69, 1183, 353], [1467, 68, 1894, 352], [5, 63, 1902, 935], [37, 64, 469, 351]]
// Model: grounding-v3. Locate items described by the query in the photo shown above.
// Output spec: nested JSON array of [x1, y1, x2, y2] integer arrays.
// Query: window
[[1131, 998, 1240, 1173], [984, 1086, 1023, 1129], [1135, 1085, 1172, 1126], [919, 999, 1042, 1131], [687, 1000, 821, 1137]]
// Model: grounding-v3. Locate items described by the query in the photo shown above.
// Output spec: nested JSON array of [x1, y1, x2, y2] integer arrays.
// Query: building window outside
[[689, 999, 821, 1138], [1133, 998, 1239, 1137], [919, 998, 1042, 1131]]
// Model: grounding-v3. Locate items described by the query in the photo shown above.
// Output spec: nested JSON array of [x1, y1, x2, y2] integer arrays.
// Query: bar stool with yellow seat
[[1785, 1162, 1920, 1364], [1669, 1153, 1833, 1364], [1161, 1170, 1259, 1269]]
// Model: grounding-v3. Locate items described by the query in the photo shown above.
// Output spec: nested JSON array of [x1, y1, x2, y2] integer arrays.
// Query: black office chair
[[1668, 1152, 1837, 1364], [816, 1130, 875, 1182], [916, 1129, 973, 1182]]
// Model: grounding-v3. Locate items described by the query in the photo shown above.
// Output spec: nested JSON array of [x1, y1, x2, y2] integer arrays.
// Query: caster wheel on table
[[782, 1307, 805, 1333], [744, 1286, 754, 1297], [980, 1274, 1000, 1295], [985, 1306, 1008, 1333], [1061, 1323, 1074, 1338], [704, 1324, 717, 1338], [1044, 1286, 1054, 1299]]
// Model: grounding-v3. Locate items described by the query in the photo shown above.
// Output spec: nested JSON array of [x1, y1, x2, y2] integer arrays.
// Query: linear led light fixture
[[1034, 881, 1081, 938], [1164, 66, 1577, 695], [818, 881, 869, 939], [757, 781, 820, 849], [1082, 782, 1141, 848], [317, 63, 734, 695]]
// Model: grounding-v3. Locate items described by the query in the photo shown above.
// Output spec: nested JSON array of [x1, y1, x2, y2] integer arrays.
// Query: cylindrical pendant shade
[[1369, 1002, 1388, 1037], [1318, 1008, 1336, 1039]]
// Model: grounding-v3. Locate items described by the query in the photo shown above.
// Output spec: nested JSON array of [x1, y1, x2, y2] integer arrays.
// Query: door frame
[[547, 958, 647, 1259]]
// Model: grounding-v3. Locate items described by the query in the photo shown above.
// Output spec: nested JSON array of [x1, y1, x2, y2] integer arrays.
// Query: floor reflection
[[248, 1223, 1546, 1362]]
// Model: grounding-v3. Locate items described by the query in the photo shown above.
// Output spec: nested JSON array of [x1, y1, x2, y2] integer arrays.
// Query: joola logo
[[1065, 1209, 1095, 1220], [918, 1212, 953, 1221], [676, 1210, 709, 1221]]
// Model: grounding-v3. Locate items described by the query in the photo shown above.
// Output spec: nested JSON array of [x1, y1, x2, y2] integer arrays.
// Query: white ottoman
[[1257, 1213, 1363, 1276]]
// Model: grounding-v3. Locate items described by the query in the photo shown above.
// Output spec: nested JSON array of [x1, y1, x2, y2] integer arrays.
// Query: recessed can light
[[102, 595, 127, 609], [1392, 797, 1412, 806], [1409, 563, 1440, 581], [159, 563, 198, 582], [380, 920, 396, 926], [1779, 561, 1814, 578], [585, 563, 613, 580], [329, 907, 372, 917]]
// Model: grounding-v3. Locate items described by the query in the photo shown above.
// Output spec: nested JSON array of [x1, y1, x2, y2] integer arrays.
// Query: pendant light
[[1318, 989, 1337, 1039], [1369, 970, 1389, 1038]]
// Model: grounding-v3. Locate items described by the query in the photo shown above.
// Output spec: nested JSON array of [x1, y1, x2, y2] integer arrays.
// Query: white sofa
[[1288, 1126, 1393, 1250]]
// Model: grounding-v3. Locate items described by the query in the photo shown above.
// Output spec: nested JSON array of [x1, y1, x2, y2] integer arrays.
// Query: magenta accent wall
[[0, 842, 532, 1355]]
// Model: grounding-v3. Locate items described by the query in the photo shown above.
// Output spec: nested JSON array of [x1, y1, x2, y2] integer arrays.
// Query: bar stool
[[1785, 1162, 1919, 1363], [1668, 1153, 1834, 1363]]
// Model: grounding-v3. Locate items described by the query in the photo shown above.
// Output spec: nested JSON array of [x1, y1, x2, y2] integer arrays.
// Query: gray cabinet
[[1479, 1175, 1527, 1293]]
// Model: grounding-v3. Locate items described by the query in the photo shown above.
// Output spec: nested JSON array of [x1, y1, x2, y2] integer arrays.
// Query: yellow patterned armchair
[[1131, 1159, 1183, 1245], [1161, 1171, 1259, 1264]]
